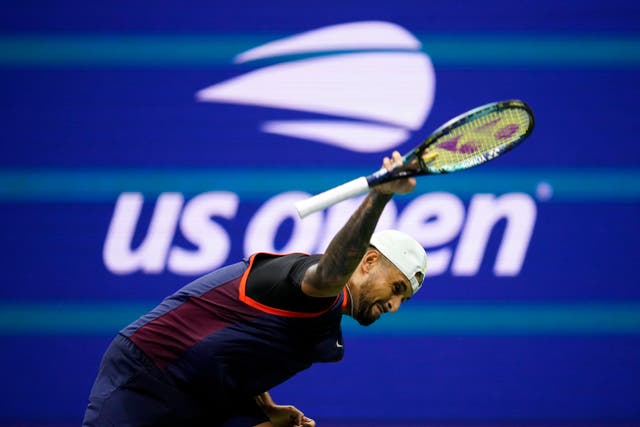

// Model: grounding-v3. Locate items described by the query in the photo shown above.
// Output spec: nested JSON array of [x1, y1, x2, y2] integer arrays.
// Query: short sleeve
[[245, 253, 338, 313]]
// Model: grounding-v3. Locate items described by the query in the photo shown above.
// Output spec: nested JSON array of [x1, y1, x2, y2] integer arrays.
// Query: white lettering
[[102, 190, 537, 279], [244, 192, 322, 255], [396, 192, 465, 276], [167, 192, 238, 275], [103, 192, 183, 274], [452, 193, 536, 276]]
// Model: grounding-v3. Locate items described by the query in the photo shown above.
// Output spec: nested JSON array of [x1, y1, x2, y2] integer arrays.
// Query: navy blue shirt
[[121, 253, 345, 405]]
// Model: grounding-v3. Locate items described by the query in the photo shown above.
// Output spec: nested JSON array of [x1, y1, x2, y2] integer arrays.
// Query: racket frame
[[296, 99, 535, 217], [368, 99, 535, 186]]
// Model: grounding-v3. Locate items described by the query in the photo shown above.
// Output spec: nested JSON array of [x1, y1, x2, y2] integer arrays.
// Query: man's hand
[[263, 403, 315, 427], [254, 393, 315, 427], [373, 150, 417, 195]]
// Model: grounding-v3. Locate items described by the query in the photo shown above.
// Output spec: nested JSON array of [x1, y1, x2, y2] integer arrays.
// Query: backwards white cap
[[370, 230, 427, 294]]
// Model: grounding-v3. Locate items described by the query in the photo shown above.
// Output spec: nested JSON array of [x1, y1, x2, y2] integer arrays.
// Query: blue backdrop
[[1, 1, 639, 425]]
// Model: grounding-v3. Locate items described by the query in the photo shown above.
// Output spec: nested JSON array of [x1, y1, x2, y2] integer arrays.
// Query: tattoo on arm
[[306, 191, 392, 291]]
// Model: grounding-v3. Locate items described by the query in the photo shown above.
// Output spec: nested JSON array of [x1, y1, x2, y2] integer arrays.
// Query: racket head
[[405, 100, 535, 174]]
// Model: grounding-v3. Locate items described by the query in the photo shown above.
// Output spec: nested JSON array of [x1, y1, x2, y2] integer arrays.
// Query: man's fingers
[[292, 414, 315, 427], [289, 412, 302, 424], [391, 150, 402, 165], [382, 156, 393, 172], [302, 416, 316, 427], [383, 151, 404, 172]]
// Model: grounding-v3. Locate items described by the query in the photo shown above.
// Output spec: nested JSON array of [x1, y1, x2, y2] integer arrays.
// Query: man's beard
[[353, 281, 379, 326]]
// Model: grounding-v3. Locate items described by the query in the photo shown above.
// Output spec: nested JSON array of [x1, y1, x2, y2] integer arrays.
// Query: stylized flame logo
[[196, 21, 436, 153]]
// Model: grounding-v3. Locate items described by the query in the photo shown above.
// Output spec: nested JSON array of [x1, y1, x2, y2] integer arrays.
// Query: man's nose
[[386, 296, 402, 313]]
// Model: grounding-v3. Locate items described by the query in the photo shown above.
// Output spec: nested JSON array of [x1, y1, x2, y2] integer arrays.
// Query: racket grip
[[295, 177, 370, 218]]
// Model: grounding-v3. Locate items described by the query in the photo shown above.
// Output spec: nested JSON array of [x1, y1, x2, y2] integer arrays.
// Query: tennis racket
[[295, 99, 535, 218]]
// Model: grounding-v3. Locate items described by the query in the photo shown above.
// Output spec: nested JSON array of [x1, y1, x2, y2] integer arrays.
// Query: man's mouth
[[372, 303, 386, 318]]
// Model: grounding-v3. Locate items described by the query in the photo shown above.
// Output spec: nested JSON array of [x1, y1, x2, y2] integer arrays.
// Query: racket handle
[[295, 177, 370, 218]]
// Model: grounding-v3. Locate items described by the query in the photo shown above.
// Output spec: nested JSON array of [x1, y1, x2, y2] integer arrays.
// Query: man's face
[[353, 258, 413, 326]]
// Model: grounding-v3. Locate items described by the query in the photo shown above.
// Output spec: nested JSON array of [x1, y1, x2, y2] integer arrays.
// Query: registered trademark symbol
[[535, 181, 553, 201]]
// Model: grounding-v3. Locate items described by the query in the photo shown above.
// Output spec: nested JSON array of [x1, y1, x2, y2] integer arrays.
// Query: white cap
[[370, 230, 427, 294]]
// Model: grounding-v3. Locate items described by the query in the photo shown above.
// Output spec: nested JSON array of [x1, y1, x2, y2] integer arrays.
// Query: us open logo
[[195, 21, 436, 153], [103, 22, 538, 279]]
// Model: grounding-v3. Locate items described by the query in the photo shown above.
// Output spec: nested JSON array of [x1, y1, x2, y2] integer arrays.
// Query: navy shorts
[[82, 334, 268, 427]]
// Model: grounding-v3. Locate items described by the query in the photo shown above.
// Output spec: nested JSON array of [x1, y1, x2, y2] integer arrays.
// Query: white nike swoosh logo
[[336, 340, 343, 348]]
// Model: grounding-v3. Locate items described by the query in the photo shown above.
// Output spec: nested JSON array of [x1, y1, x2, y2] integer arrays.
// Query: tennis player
[[82, 152, 427, 427]]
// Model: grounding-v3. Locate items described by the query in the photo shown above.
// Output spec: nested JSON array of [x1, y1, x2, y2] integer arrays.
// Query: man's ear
[[361, 249, 380, 273]]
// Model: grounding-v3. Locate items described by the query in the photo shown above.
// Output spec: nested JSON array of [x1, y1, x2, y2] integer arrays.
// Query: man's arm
[[301, 152, 415, 297]]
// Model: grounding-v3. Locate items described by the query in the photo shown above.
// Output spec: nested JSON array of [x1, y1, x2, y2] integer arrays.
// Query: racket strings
[[425, 107, 532, 173]]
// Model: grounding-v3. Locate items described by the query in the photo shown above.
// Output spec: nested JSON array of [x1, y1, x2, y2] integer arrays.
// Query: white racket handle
[[295, 176, 370, 218]]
